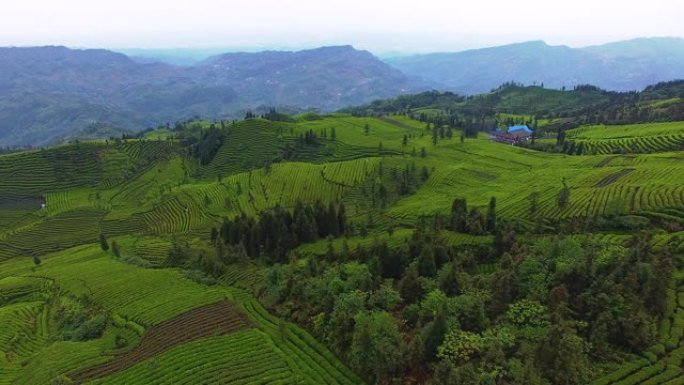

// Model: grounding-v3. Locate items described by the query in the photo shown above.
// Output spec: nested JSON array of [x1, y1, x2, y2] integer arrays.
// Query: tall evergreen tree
[[557, 180, 571, 209], [486, 197, 497, 233], [337, 203, 347, 235], [450, 198, 468, 232], [467, 207, 485, 235], [418, 247, 437, 277], [327, 202, 339, 237], [99, 233, 109, 252], [210, 227, 219, 244]]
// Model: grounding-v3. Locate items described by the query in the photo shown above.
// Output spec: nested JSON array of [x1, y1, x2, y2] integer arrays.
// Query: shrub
[[71, 314, 107, 341]]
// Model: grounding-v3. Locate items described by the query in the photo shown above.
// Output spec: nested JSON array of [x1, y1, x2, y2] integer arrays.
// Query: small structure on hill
[[492, 125, 533, 144]]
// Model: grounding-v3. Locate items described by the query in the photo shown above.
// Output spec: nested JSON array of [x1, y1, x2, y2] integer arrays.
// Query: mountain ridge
[[385, 37, 684, 94], [2, 38, 684, 147], [0, 45, 424, 146]]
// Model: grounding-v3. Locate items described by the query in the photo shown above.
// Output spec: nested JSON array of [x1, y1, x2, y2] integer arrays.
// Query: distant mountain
[[4, 38, 684, 147], [385, 38, 684, 94], [0, 46, 426, 147], [196, 46, 422, 110], [117, 48, 237, 66]]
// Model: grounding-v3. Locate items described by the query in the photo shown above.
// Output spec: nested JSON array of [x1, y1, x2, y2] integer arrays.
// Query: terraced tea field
[[71, 301, 251, 383], [0, 245, 363, 385], [1, 114, 684, 384], [563, 122, 684, 155]]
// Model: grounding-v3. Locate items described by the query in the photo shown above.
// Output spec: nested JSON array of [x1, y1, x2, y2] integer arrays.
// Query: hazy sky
[[2, 0, 683, 53]]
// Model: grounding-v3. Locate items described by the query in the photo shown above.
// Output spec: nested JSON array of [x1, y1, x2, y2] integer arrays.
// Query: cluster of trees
[[281, 127, 338, 160], [213, 200, 348, 263], [341, 90, 466, 116], [572, 98, 684, 127], [391, 162, 428, 196], [180, 125, 225, 165], [297, 129, 323, 146], [262, 108, 296, 123], [262, 223, 677, 385], [0, 146, 36, 155], [419, 114, 493, 138], [449, 197, 497, 235]]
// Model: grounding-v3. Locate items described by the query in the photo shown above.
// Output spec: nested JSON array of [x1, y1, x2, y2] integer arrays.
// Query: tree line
[[212, 200, 349, 263]]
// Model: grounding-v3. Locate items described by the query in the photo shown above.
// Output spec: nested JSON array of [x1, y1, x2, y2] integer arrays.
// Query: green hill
[[1, 113, 683, 384]]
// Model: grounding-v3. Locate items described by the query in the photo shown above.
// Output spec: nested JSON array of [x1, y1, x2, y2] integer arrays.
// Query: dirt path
[[377, 117, 418, 131], [594, 168, 635, 188], [594, 156, 617, 168], [630, 186, 640, 212]]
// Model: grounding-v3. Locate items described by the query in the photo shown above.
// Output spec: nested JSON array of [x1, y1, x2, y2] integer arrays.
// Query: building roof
[[508, 125, 533, 134]]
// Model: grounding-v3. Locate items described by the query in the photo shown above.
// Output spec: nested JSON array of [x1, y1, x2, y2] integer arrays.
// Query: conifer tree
[[99, 233, 109, 252], [486, 197, 497, 233]]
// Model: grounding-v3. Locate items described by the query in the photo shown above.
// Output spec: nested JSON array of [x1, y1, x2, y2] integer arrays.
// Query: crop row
[[0, 301, 47, 363], [230, 288, 363, 385], [72, 301, 250, 382], [498, 182, 684, 221], [100, 217, 146, 238], [88, 330, 297, 385], [142, 196, 205, 235], [220, 264, 264, 293], [32, 246, 227, 326], [191, 158, 378, 220], [117, 140, 173, 162], [0, 209, 106, 260], [0, 145, 105, 198], [567, 134, 684, 155], [0, 276, 49, 306], [202, 119, 290, 178]]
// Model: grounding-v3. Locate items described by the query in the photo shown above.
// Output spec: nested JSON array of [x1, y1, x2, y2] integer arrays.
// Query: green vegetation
[[557, 122, 684, 155], [1, 102, 683, 384]]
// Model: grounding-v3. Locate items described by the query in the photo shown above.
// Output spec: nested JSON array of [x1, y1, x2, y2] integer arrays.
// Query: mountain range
[[0, 45, 421, 146], [1, 37, 684, 147], [387, 37, 684, 94]]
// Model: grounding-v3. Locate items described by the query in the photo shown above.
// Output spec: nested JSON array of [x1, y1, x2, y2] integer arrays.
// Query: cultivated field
[[1, 114, 683, 384]]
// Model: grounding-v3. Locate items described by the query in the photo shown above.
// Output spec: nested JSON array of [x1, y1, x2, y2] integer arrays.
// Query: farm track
[[630, 187, 641, 213], [594, 168, 636, 188], [70, 300, 251, 383], [376, 117, 419, 131], [595, 156, 617, 168]]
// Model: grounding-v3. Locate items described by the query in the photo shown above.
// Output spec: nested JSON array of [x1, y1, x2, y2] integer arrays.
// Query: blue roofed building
[[507, 125, 533, 135], [492, 124, 534, 144]]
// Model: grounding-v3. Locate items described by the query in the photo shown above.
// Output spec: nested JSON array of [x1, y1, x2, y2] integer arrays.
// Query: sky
[[2, 0, 683, 54]]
